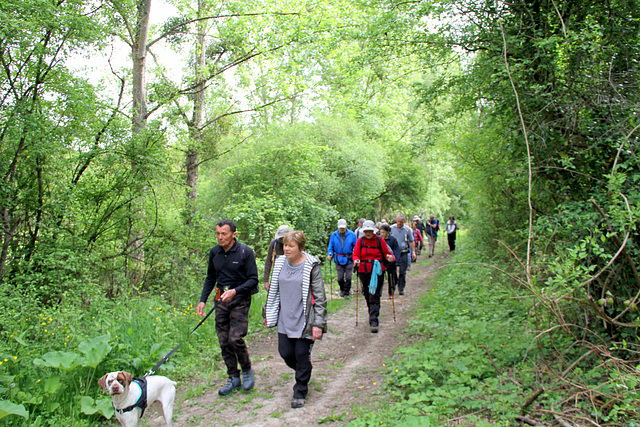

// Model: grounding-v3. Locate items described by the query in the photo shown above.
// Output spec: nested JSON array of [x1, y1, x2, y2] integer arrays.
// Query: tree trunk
[[132, 0, 151, 133]]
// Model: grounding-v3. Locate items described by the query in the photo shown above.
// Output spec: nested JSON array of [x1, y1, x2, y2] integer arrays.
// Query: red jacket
[[353, 235, 395, 273]]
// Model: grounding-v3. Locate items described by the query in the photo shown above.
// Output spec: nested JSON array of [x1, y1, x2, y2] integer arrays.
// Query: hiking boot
[[343, 294, 350, 300], [399, 291, 404, 295], [371, 326, 379, 333], [241, 369, 255, 391], [291, 398, 306, 408], [218, 377, 241, 396]]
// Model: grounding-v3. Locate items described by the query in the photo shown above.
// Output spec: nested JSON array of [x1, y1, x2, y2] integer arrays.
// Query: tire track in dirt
[[146, 249, 447, 426]]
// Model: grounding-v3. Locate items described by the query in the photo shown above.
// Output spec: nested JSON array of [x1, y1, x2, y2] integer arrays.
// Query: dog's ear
[[118, 371, 133, 388], [98, 374, 109, 393]]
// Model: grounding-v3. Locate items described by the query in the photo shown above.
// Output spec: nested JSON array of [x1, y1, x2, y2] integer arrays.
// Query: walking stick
[[389, 271, 396, 322], [329, 260, 334, 300], [355, 274, 359, 326]]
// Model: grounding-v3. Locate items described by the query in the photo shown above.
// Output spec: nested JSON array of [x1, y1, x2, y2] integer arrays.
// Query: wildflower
[[37, 379, 41, 383], [41, 322, 46, 326], [13, 356, 17, 360], [0, 362, 3, 366], [395, 369, 399, 373], [373, 382, 377, 385], [45, 329, 48, 333]]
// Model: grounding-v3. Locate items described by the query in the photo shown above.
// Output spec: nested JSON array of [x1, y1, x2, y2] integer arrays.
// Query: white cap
[[337, 219, 347, 229], [274, 225, 292, 239], [361, 220, 376, 232]]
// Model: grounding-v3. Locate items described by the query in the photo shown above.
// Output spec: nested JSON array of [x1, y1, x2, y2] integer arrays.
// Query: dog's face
[[98, 371, 133, 396]]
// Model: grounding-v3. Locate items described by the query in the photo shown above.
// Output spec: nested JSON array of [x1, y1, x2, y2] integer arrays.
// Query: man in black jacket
[[197, 219, 259, 396]]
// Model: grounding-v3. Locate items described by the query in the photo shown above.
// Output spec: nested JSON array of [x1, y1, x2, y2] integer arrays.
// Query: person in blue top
[[425, 214, 440, 257], [327, 219, 358, 299]]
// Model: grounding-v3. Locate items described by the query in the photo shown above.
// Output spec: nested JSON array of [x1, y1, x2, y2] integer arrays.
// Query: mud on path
[[148, 248, 448, 426]]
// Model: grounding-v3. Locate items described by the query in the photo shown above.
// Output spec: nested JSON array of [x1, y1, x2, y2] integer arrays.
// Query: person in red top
[[353, 220, 396, 333]]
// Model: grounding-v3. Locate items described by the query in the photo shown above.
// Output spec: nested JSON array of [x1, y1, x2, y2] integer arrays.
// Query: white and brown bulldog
[[98, 371, 176, 427]]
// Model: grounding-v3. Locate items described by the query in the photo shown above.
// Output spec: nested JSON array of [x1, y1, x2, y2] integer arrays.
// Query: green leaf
[[43, 375, 61, 394], [0, 400, 29, 420], [79, 396, 114, 418], [33, 351, 80, 371], [77, 335, 112, 368]]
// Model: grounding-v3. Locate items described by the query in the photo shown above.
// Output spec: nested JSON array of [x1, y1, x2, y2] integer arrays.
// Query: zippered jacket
[[264, 253, 327, 339]]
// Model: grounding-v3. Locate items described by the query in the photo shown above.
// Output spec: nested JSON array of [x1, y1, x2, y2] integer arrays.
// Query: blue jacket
[[426, 219, 440, 237], [327, 229, 357, 266]]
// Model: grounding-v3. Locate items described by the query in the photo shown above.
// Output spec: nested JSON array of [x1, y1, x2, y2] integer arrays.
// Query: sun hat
[[413, 215, 420, 221], [274, 225, 292, 239], [361, 220, 376, 232], [337, 219, 347, 229]]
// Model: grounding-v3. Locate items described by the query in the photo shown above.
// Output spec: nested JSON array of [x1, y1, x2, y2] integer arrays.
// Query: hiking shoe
[[371, 326, 379, 333], [399, 291, 404, 295], [218, 377, 241, 396], [343, 294, 350, 300], [291, 398, 306, 408], [241, 369, 255, 391]]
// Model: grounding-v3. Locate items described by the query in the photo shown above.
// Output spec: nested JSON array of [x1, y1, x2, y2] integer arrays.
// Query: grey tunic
[[277, 259, 305, 338]]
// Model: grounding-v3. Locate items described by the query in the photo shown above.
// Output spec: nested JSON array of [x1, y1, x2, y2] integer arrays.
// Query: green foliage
[[350, 243, 535, 425]]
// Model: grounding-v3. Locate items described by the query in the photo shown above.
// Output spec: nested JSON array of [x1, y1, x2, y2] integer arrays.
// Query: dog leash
[[145, 295, 219, 377]]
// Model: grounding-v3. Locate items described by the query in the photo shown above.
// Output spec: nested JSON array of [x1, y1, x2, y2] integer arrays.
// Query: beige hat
[[337, 219, 347, 229], [274, 225, 292, 239]]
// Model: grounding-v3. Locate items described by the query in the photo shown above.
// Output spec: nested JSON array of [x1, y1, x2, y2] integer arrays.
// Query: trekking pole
[[355, 281, 359, 327], [389, 271, 396, 322], [329, 260, 334, 300]]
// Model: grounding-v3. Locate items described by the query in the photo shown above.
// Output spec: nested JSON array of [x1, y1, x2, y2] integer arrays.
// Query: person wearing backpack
[[389, 214, 417, 295], [327, 219, 358, 298], [425, 214, 440, 257], [263, 225, 292, 291], [353, 220, 396, 333]]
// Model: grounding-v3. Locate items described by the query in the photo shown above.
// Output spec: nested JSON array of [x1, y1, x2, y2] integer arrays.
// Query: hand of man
[[411, 252, 417, 262], [354, 259, 360, 266], [264, 282, 270, 291], [196, 302, 206, 317], [312, 327, 323, 341], [328, 255, 333, 261], [220, 289, 236, 302]]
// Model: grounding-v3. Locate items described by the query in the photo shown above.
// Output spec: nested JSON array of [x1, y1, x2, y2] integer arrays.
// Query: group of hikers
[[195, 215, 459, 409]]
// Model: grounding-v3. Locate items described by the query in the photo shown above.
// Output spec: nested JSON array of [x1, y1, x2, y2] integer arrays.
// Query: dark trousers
[[358, 272, 385, 327], [448, 232, 456, 251], [336, 263, 353, 295], [397, 252, 408, 292], [386, 264, 398, 296], [215, 296, 252, 378], [278, 334, 314, 399]]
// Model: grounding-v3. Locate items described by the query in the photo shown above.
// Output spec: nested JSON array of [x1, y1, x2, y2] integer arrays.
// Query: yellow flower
[[373, 382, 377, 385], [13, 356, 17, 360], [37, 379, 41, 383], [48, 318, 52, 322], [41, 322, 46, 326], [395, 369, 399, 373], [0, 362, 3, 365], [44, 329, 48, 333]]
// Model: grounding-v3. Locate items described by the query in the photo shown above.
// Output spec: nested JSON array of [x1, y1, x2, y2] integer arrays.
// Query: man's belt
[[336, 253, 352, 257]]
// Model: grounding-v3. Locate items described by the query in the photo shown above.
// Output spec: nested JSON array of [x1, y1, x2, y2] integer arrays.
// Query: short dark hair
[[379, 224, 391, 233], [216, 219, 236, 232]]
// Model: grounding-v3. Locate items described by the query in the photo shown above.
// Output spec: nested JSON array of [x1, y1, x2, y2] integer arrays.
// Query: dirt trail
[[148, 247, 447, 426]]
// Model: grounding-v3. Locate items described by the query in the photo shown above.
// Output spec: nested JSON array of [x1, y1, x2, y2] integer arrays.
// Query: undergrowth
[[349, 245, 536, 426]]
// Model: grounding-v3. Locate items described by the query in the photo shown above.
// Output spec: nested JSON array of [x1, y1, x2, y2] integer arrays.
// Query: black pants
[[386, 264, 398, 296], [278, 334, 314, 399], [448, 232, 456, 251], [215, 296, 252, 378], [358, 272, 385, 327]]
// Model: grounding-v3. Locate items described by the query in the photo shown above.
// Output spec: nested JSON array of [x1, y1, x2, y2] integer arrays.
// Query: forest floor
[[147, 245, 447, 426]]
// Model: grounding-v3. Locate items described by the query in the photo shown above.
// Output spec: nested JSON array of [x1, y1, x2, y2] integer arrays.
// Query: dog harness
[[115, 377, 147, 416]]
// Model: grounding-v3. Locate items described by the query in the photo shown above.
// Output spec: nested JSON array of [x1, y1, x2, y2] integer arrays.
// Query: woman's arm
[[310, 265, 327, 333]]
